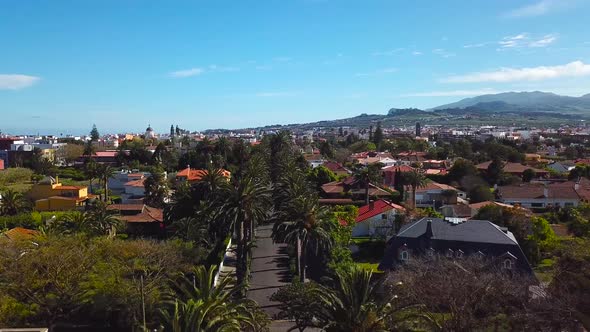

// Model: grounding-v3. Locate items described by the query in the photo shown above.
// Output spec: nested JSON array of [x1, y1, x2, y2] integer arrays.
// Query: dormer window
[[426, 247, 435, 257], [446, 249, 454, 258], [503, 259, 513, 270], [456, 249, 464, 258], [475, 251, 485, 259]]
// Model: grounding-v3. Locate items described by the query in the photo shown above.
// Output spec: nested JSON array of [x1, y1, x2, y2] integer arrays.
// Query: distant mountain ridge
[[431, 91, 590, 113]]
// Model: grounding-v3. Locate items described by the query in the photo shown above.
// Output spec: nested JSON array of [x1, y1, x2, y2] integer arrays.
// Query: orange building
[[30, 176, 94, 211]]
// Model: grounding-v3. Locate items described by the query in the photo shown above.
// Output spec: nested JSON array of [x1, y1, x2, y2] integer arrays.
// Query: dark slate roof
[[396, 218, 517, 245], [380, 218, 532, 274]]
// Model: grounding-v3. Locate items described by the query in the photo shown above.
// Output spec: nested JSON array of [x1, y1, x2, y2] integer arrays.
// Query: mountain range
[[431, 91, 590, 114]]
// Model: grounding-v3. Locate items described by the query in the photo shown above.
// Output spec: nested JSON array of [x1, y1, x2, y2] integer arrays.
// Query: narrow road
[[247, 224, 291, 318]]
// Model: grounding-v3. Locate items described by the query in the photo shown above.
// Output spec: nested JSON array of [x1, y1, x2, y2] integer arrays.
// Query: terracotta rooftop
[[125, 179, 145, 188], [476, 161, 548, 174], [497, 182, 580, 200], [382, 165, 415, 173], [356, 199, 405, 222], [2, 227, 40, 241], [176, 167, 231, 182]]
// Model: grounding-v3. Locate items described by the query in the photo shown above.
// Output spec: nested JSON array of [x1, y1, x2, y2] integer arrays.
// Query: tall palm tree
[[161, 265, 264, 332], [402, 170, 429, 209], [84, 201, 122, 237], [353, 163, 383, 205], [274, 193, 333, 282], [216, 177, 272, 290], [0, 189, 27, 216], [46, 210, 88, 235], [84, 159, 99, 194], [96, 164, 116, 202], [313, 266, 425, 332]]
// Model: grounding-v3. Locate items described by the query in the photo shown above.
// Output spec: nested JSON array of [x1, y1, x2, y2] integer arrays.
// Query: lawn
[[355, 262, 383, 273]]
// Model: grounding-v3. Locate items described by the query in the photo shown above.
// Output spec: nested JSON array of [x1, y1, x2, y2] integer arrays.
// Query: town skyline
[[2, 0, 590, 133]]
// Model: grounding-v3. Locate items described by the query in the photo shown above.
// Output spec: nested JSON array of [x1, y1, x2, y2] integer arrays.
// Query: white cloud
[[372, 48, 404, 56], [498, 33, 557, 49], [0, 74, 40, 90], [441, 61, 590, 83], [463, 42, 491, 48], [208, 65, 239, 72], [169, 68, 203, 78], [503, 0, 579, 18], [432, 48, 456, 58], [400, 88, 501, 97], [412, 51, 423, 56], [255, 91, 296, 97], [355, 68, 398, 77]]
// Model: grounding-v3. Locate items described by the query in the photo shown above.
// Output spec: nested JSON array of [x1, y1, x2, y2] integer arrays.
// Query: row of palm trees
[[44, 201, 122, 237], [84, 160, 116, 202]]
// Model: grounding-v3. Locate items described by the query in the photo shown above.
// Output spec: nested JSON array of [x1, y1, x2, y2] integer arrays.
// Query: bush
[[0, 168, 33, 187]]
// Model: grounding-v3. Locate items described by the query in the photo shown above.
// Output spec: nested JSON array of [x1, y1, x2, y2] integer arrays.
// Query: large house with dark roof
[[379, 217, 533, 274]]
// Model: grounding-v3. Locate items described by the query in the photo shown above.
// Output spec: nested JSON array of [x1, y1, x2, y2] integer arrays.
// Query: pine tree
[[170, 124, 175, 137], [373, 121, 383, 151], [90, 124, 100, 141], [175, 125, 181, 136]]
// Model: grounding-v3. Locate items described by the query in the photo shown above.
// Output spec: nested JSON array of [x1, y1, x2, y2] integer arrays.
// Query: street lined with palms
[[247, 224, 290, 318]]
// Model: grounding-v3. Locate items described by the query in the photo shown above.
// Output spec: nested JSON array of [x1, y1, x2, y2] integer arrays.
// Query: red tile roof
[[497, 182, 580, 200], [3, 227, 40, 241], [125, 179, 145, 187], [323, 161, 348, 173], [176, 168, 231, 182], [356, 199, 405, 222], [119, 206, 163, 223], [476, 161, 548, 174], [382, 165, 415, 173]]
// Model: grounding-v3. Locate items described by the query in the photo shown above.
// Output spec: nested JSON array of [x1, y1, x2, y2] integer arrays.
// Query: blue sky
[[1, 0, 590, 135]]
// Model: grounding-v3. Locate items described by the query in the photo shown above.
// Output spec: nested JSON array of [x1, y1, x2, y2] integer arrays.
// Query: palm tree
[[84, 159, 99, 194], [0, 189, 27, 216], [274, 193, 333, 282], [402, 170, 429, 209], [313, 266, 425, 331], [353, 163, 383, 205], [84, 201, 122, 237], [216, 177, 272, 291], [161, 265, 264, 332], [96, 164, 116, 202], [46, 210, 88, 235]]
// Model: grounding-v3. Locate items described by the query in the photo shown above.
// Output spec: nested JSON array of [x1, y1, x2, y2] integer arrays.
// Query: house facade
[[379, 217, 533, 274], [30, 177, 93, 211], [496, 182, 580, 210], [352, 199, 405, 238]]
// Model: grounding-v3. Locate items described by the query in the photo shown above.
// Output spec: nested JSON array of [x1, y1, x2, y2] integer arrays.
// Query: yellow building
[[30, 176, 93, 211]]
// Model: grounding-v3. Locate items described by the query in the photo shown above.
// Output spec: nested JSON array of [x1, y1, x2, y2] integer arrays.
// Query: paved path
[[247, 224, 291, 319]]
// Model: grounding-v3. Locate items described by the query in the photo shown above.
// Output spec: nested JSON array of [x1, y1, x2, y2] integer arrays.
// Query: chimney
[[575, 182, 580, 191], [544, 187, 549, 198], [369, 200, 375, 210], [424, 219, 433, 239]]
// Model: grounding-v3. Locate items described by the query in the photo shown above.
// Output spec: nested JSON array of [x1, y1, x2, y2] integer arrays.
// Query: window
[[503, 259, 513, 270], [400, 250, 409, 261], [427, 248, 435, 258], [382, 214, 387, 220], [446, 249, 453, 258], [456, 250, 464, 258], [565, 202, 574, 207], [531, 203, 544, 208]]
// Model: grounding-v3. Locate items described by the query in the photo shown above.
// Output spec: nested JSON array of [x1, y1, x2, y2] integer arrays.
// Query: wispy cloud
[[498, 33, 557, 49], [0, 74, 40, 90], [503, 0, 580, 18], [400, 88, 500, 97], [355, 68, 398, 77], [255, 91, 297, 97], [441, 60, 590, 83], [169, 65, 239, 78], [169, 68, 204, 78], [432, 48, 455, 58], [372, 48, 405, 56], [208, 65, 239, 72], [463, 42, 492, 48], [412, 51, 423, 56]]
